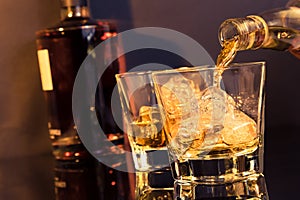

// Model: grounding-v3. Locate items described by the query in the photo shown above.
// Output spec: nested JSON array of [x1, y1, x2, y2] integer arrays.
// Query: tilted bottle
[[218, 0, 300, 59], [35, 0, 130, 199]]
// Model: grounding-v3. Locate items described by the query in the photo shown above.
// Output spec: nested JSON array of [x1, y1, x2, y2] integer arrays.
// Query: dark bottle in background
[[35, 0, 130, 199], [52, 134, 99, 200]]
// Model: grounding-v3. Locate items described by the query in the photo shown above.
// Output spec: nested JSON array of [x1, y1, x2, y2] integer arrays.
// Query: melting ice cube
[[199, 86, 227, 128], [159, 75, 201, 118], [220, 109, 257, 145], [169, 117, 203, 157], [197, 87, 257, 147], [139, 106, 161, 123], [195, 86, 257, 150]]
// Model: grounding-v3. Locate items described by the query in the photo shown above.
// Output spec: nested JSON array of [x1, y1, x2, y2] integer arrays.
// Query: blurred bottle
[[35, 0, 130, 199], [52, 134, 99, 200], [218, 0, 300, 59]]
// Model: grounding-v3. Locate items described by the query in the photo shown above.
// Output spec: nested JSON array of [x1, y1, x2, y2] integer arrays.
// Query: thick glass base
[[174, 173, 268, 200], [171, 148, 262, 183], [135, 169, 174, 200], [139, 188, 174, 200]]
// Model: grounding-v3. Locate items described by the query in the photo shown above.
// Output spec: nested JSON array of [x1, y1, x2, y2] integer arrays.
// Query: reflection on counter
[[135, 170, 174, 200], [53, 142, 98, 200], [52, 133, 131, 200], [51, 132, 177, 199]]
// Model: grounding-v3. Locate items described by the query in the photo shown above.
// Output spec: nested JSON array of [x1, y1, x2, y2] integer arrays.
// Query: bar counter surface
[[0, 126, 299, 200]]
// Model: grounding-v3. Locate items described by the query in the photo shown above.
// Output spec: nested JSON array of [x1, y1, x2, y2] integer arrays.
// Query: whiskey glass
[[116, 71, 173, 199], [152, 62, 268, 199]]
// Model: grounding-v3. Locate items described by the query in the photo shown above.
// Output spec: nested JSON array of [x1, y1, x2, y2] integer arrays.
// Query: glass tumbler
[[152, 62, 268, 199], [116, 71, 174, 200]]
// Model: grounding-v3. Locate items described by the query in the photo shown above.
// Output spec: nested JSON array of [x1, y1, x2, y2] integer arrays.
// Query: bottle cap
[[60, 0, 87, 7]]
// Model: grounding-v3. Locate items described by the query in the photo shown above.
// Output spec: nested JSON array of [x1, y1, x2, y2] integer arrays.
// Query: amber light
[[101, 32, 117, 40], [64, 152, 72, 157], [111, 181, 116, 186]]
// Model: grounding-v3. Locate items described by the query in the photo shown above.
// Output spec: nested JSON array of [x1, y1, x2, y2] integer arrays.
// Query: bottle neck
[[218, 15, 269, 51], [286, 0, 300, 8], [60, 0, 90, 20]]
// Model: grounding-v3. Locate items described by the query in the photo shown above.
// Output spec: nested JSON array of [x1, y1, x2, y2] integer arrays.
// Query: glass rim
[[115, 70, 153, 79], [152, 61, 266, 75], [229, 61, 265, 68], [116, 61, 266, 79]]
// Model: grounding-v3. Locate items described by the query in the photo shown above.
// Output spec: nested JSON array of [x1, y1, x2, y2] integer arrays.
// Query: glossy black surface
[[0, 126, 299, 200]]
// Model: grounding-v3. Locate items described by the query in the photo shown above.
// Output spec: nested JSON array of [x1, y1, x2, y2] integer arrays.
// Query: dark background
[[0, 0, 298, 199]]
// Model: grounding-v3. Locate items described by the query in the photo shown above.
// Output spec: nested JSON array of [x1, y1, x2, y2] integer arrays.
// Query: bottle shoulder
[[35, 18, 101, 37]]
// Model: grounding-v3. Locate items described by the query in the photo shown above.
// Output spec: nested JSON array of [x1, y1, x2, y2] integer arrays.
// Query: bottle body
[[36, 21, 122, 142], [218, 2, 300, 57], [36, 23, 102, 141], [53, 135, 99, 200], [260, 6, 300, 52], [36, 1, 130, 199]]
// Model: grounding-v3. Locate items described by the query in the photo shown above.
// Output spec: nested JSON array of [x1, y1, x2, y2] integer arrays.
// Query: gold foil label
[[37, 49, 53, 91], [49, 129, 61, 140], [49, 129, 61, 136], [54, 180, 67, 188]]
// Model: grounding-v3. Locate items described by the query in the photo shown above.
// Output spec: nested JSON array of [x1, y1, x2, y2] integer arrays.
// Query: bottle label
[[49, 129, 62, 137], [54, 180, 67, 188], [37, 49, 53, 91]]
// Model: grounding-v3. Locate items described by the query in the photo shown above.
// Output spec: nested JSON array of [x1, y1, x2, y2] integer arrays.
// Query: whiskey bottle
[[52, 134, 99, 200], [35, 0, 130, 199], [36, 0, 121, 141], [218, 0, 300, 59]]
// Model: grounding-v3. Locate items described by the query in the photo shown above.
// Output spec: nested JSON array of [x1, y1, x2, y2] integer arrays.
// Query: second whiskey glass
[[116, 71, 173, 199]]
